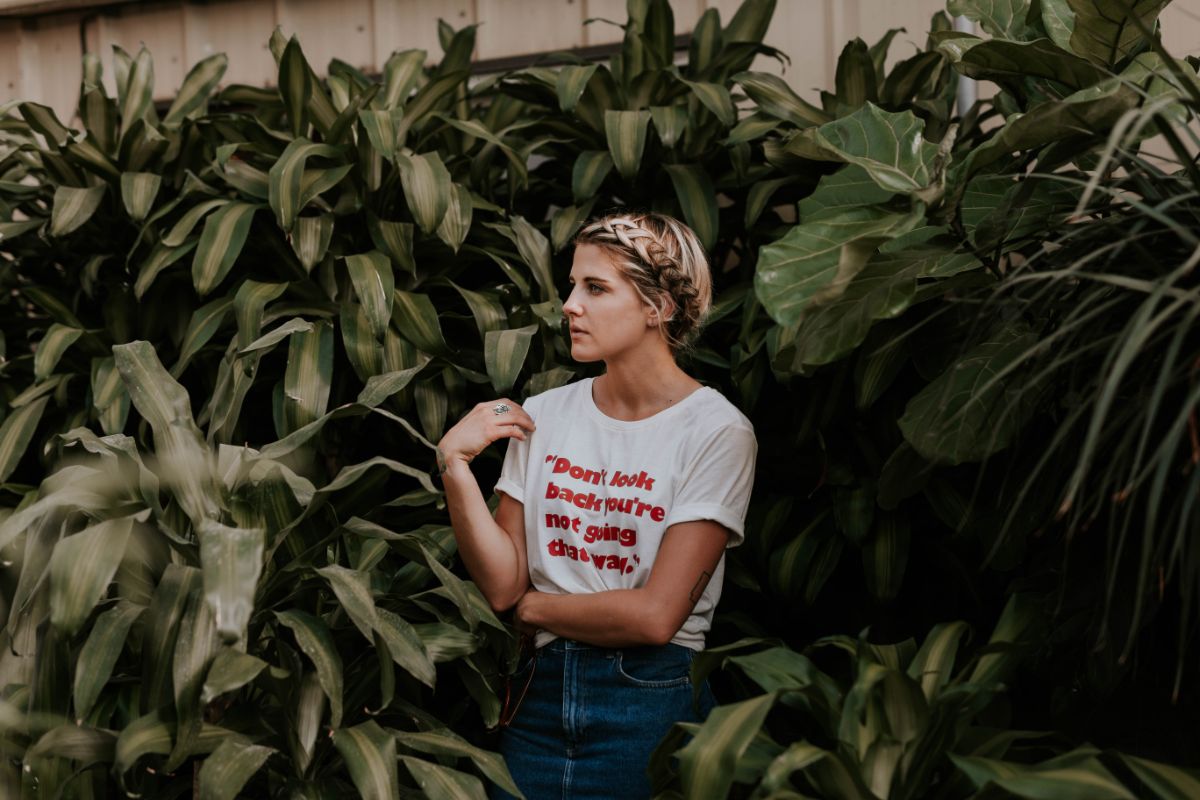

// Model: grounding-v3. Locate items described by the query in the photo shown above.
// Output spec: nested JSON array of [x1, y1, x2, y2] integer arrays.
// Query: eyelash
[[570, 282, 604, 294]]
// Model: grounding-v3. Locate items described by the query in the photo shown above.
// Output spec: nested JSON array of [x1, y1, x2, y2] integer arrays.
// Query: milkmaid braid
[[573, 212, 713, 353]]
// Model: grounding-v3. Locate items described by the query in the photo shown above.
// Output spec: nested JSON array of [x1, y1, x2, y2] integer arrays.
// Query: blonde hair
[[573, 212, 713, 353]]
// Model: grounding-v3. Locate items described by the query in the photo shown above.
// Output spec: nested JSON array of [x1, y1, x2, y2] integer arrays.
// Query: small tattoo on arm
[[689, 570, 712, 604], [435, 446, 449, 476]]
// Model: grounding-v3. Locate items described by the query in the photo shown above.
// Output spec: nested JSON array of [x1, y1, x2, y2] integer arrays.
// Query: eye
[[587, 283, 604, 294]]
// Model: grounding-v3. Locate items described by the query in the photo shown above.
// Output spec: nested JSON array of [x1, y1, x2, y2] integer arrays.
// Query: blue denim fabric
[[490, 638, 717, 800]]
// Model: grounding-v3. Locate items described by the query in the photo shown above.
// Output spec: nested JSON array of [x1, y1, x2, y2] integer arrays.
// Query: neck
[[595, 345, 700, 419]]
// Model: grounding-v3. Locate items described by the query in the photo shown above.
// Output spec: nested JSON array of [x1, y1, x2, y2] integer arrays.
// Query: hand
[[514, 590, 544, 637], [437, 399, 536, 472]]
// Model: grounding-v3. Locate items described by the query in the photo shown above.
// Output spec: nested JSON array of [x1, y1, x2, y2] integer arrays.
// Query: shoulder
[[679, 387, 756, 440], [520, 378, 589, 418]]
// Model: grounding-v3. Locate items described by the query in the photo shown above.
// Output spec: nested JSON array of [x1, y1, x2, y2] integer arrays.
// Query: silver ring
[[492, 403, 511, 415]]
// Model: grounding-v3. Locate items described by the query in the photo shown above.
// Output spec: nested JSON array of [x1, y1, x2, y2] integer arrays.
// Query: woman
[[436, 212, 757, 799]]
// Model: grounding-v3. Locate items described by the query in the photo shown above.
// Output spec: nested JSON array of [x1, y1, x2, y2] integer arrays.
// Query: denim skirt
[[489, 638, 716, 800]]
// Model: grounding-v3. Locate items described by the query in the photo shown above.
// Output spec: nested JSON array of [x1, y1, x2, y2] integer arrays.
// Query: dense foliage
[[0, 0, 1198, 796]]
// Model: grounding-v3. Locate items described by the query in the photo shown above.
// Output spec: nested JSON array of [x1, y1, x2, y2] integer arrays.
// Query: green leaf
[[950, 752, 1136, 799], [163, 52, 228, 127], [197, 738, 274, 800], [0, 218, 45, 241], [193, 202, 258, 296], [33, 324, 82, 381], [948, 37, 1107, 91], [664, 164, 719, 251], [604, 109, 651, 180], [201, 648, 269, 704], [510, 215, 556, 303], [551, 200, 596, 253], [163, 198, 227, 247], [50, 185, 106, 237], [650, 105, 688, 148], [397, 151, 452, 234], [167, 586, 221, 771], [369, 215, 417, 274], [899, 326, 1040, 464], [279, 37, 311, 137], [382, 49, 427, 108], [291, 214, 334, 273], [1066, 0, 1168, 67], [73, 600, 145, 720], [276, 610, 343, 727], [19, 101, 74, 147], [834, 38, 878, 109], [572, 150, 614, 203], [199, 519, 264, 645], [393, 728, 521, 797], [437, 183, 473, 254], [392, 290, 450, 355], [812, 103, 940, 194], [401, 756, 486, 799], [681, 78, 736, 127], [345, 252, 396, 341], [333, 721, 400, 800], [49, 516, 134, 636], [377, 608, 437, 688], [676, 693, 779, 800], [135, 239, 199, 299], [268, 139, 343, 232], [1040, 0, 1076, 50], [1120, 754, 1200, 800], [734, 71, 829, 126], [27, 724, 116, 763], [140, 564, 201, 713], [907, 620, 969, 702], [755, 207, 922, 326], [281, 320, 334, 434], [172, 296, 234, 377], [119, 172, 162, 222], [484, 325, 538, 394], [862, 513, 909, 602], [557, 64, 599, 112], [947, 0, 1030, 38], [118, 46, 155, 143]]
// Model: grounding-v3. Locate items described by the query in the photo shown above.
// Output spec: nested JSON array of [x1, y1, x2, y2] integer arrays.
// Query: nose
[[563, 286, 584, 317]]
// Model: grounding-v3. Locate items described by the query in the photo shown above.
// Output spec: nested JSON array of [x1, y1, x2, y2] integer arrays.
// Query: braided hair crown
[[573, 211, 713, 353]]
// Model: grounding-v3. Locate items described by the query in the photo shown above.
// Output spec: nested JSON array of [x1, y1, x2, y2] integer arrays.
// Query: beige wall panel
[[702, 0, 830, 102], [278, 0, 375, 75], [373, 0, 473, 66], [0, 21, 20, 106], [476, 0, 584, 60], [24, 14, 81, 121], [1160, 3, 1200, 57], [182, 0, 277, 89]]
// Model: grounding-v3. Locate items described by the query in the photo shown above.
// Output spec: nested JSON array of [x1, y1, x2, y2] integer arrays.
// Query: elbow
[[645, 617, 682, 648], [487, 591, 520, 615]]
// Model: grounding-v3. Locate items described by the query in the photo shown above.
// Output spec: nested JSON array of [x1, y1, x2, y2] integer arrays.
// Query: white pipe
[[954, 15, 978, 117]]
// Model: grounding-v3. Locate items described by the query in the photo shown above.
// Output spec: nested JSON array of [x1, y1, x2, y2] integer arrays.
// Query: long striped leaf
[[450, 283, 507, 341], [279, 37, 311, 137], [33, 324, 82, 380], [163, 199, 227, 246], [234, 280, 288, 353], [120, 172, 161, 222], [484, 325, 538, 394], [268, 139, 342, 232], [734, 71, 830, 126], [681, 78, 736, 126], [333, 721, 399, 800], [369, 215, 417, 274], [664, 164, 719, 251], [19, 101, 73, 148], [415, 378, 448, 443], [167, 586, 221, 771], [572, 150, 613, 203], [345, 252, 395, 341], [239, 317, 314, 355], [193, 202, 258, 296], [436, 183, 473, 254], [197, 738, 274, 800], [745, 177, 795, 228], [73, 600, 144, 721], [198, 519, 264, 645], [91, 357, 130, 434], [0, 395, 49, 483], [382, 48, 427, 109], [396, 70, 469, 146], [26, 724, 116, 763], [49, 516, 133, 636], [604, 109, 651, 180], [400, 756, 485, 799], [201, 648, 269, 704], [908, 621, 969, 702], [359, 108, 404, 161], [140, 564, 201, 713], [281, 320, 334, 434], [393, 729, 521, 797], [172, 296, 234, 378], [135, 239, 198, 299], [1121, 754, 1200, 800], [119, 46, 155, 143], [163, 52, 228, 127], [342, 302, 385, 381], [291, 214, 334, 273], [275, 610, 343, 727], [392, 290, 449, 354], [50, 185, 105, 237], [650, 105, 687, 148], [115, 709, 233, 777], [397, 151, 452, 234], [510, 215, 555, 302], [677, 693, 780, 799], [862, 513, 909, 602], [376, 608, 437, 688], [557, 64, 598, 112], [0, 218, 45, 241]]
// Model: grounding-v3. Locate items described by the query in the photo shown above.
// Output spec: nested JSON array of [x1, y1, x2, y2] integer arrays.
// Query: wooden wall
[[0, 0, 1197, 127]]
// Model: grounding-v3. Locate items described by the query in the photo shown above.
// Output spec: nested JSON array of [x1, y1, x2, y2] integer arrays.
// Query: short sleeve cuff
[[664, 503, 746, 548], [493, 478, 524, 501]]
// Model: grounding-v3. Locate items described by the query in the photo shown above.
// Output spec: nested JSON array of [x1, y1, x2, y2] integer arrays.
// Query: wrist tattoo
[[689, 570, 712, 604], [435, 446, 450, 476]]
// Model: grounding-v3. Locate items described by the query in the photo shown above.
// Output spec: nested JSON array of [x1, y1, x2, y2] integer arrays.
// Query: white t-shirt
[[494, 377, 757, 651]]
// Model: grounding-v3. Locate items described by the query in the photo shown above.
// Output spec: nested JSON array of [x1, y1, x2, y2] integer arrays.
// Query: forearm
[[441, 457, 526, 612], [519, 589, 672, 648]]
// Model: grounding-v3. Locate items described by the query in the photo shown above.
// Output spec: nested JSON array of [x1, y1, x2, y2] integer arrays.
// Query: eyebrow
[[568, 276, 611, 284]]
